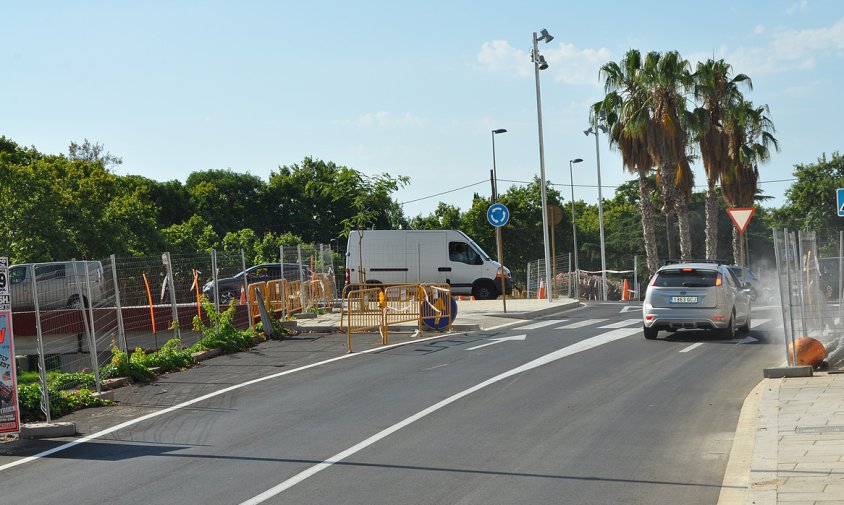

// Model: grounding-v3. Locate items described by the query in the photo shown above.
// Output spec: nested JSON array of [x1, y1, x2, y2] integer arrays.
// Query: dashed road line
[[556, 319, 608, 329]]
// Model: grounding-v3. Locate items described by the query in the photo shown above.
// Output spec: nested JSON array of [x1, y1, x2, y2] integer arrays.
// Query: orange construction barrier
[[622, 278, 630, 301], [239, 286, 246, 305], [537, 279, 546, 300]]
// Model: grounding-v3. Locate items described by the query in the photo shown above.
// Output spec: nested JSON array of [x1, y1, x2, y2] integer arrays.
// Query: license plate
[[670, 296, 698, 304]]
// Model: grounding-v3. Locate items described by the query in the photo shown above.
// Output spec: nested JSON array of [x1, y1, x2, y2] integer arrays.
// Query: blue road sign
[[487, 203, 510, 227], [838, 188, 844, 217]]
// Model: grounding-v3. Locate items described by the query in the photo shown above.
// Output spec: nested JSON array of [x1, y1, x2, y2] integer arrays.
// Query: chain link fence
[[11, 245, 338, 380], [524, 254, 641, 301]]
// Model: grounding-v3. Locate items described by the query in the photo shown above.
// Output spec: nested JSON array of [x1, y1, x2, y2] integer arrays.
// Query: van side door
[[407, 232, 446, 285]]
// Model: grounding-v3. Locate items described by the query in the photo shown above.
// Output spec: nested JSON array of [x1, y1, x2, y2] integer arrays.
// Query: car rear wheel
[[472, 281, 498, 300], [720, 311, 737, 339], [643, 325, 658, 340], [740, 312, 751, 334]]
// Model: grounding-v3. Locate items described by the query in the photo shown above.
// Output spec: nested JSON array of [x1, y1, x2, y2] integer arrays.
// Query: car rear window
[[654, 269, 718, 288]]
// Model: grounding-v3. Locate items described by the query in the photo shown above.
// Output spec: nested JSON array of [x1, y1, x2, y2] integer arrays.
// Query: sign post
[[0, 257, 21, 435], [487, 203, 510, 313], [727, 208, 756, 276]]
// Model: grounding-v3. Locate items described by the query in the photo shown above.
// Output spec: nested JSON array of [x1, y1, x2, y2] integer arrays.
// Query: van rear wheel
[[472, 281, 497, 300], [67, 295, 88, 309]]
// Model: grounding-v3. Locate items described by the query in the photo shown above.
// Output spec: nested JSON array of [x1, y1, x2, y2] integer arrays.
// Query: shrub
[[17, 384, 112, 422], [100, 346, 155, 382], [192, 298, 257, 353], [139, 338, 194, 372]]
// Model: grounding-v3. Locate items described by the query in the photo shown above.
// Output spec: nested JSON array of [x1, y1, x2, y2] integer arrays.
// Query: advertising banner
[[0, 257, 21, 434]]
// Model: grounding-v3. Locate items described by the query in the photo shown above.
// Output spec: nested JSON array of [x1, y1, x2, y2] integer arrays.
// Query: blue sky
[[3, 0, 842, 219]]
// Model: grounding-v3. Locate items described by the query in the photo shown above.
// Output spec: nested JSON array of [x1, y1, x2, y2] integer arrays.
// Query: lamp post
[[491, 128, 508, 311], [569, 158, 583, 299], [532, 28, 554, 301], [585, 115, 609, 301]]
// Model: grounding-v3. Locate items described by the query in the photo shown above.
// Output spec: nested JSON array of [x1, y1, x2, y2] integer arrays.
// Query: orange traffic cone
[[622, 278, 630, 301], [240, 286, 246, 305], [537, 278, 546, 300]]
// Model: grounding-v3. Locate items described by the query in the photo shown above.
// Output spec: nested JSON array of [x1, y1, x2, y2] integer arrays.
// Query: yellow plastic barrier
[[420, 284, 453, 333], [246, 281, 269, 324], [286, 280, 304, 314], [266, 279, 288, 318], [345, 287, 386, 353], [382, 285, 424, 345]]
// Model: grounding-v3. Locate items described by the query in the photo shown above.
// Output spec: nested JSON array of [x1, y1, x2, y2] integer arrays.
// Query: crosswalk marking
[[599, 318, 642, 329], [680, 342, 704, 353], [519, 319, 567, 330], [750, 318, 771, 328], [556, 319, 608, 329]]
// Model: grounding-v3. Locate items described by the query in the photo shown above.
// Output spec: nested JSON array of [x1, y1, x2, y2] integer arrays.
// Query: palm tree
[[722, 100, 780, 263], [594, 49, 660, 274], [641, 51, 695, 260], [693, 59, 751, 259]]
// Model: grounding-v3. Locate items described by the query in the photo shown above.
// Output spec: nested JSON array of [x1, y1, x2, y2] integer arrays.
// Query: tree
[[186, 169, 265, 237], [160, 215, 220, 254], [409, 203, 464, 230], [722, 100, 779, 262], [594, 49, 660, 274], [641, 50, 695, 260], [768, 153, 844, 232], [68, 138, 123, 169], [693, 59, 751, 259]]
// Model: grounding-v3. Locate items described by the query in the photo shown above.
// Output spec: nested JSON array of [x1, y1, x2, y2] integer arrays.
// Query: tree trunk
[[659, 162, 679, 261], [676, 194, 692, 260], [638, 174, 660, 274], [705, 178, 718, 259]]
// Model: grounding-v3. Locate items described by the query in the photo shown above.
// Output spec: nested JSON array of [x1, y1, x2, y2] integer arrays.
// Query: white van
[[8, 260, 105, 311], [345, 230, 512, 299]]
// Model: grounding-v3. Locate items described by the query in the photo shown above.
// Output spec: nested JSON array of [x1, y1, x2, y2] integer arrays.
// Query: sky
[[2, 0, 842, 220]]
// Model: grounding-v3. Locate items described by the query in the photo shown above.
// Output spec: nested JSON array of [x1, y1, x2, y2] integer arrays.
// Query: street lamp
[[584, 115, 609, 301], [491, 128, 508, 311], [569, 158, 583, 299], [532, 27, 554, 301]]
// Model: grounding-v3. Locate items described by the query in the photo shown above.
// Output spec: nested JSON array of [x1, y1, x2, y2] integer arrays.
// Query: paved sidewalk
[[721, 373, 844, 504]]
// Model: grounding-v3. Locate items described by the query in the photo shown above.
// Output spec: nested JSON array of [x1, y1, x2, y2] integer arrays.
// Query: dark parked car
[[202, 263, 313, 304]]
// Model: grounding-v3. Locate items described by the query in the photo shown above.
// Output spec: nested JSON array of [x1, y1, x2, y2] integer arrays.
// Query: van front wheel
[[67, 295, 88, 309], [472, 281, 498, 300]]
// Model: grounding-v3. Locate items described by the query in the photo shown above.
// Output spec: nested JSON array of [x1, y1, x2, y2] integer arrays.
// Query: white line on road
[[556, 319, 607, 329], [518, 319, 567, 330], [239, 326, 641, 504], [599, 318, 642, 329], [680, 342, 704, 353], [466, 335, 526, 350], [750, 318, 771, 328], [0, 320, 529, 473]]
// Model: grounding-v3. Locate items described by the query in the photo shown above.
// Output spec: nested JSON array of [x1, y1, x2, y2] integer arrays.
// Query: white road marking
[[239, 326, 641, 504], [599, 318, 642, 329], [556, 319, 607, 329], [750, 318, 771, 328], [466, 335, 526, 350], [680, 342, 704, 353], [620, 305, 640, 313], [0, 320, 531, 473], [518, 319, 567, 330]]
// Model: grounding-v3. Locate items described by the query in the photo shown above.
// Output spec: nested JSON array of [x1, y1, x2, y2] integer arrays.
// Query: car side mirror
[[742, 282, 752, 290]]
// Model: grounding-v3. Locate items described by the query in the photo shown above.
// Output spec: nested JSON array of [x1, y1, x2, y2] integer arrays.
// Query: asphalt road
[[0, 302, 785, 505]]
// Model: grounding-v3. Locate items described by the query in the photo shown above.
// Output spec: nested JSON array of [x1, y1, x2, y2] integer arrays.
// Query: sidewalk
[[720, 372, 844, 504]]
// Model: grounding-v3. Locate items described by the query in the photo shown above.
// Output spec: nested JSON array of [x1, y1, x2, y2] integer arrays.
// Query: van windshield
[[466, 238, 491, 261]]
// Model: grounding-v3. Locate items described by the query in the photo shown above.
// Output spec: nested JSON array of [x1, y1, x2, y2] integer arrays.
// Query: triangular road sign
[[727, 207, 755, 233]]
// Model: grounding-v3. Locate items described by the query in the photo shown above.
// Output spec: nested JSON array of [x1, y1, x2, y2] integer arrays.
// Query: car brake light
[[645, 315, 655, 320], [345, 268, 350, 284], [714, 315, 725, 321], [716, 274, 722, 287], [681, 268, 693, 272], [648, 275, 657, 286]]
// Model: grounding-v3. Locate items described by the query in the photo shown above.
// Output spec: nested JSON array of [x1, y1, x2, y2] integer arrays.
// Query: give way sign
[[727, 207, 755, 233]]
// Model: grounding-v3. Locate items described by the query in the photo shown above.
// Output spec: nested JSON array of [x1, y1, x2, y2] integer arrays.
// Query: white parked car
[[8, 260, 105, 311]]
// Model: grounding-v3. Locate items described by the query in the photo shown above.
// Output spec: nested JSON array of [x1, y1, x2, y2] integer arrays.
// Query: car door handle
[[438, 267, 451, 272]]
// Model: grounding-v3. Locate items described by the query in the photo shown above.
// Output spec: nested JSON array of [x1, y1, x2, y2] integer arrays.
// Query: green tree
[[693, 59, 751, 259], [161, 215, 220, 254], [594, 49, 660, 273], [409, 203, 464, 230], [186, 169, 265, 237]]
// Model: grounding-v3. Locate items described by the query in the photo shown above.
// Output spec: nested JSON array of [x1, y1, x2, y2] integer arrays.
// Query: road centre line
[[680, 342, 704, 353], [556, 319, 607, 329], [0, 319, 529, 473], [239, 326, 641, 504]]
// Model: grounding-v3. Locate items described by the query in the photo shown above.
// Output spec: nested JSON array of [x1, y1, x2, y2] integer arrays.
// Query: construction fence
[[342, 283, 453, 352], [524, 254, 641, 301], [10, 244, 339, 382]]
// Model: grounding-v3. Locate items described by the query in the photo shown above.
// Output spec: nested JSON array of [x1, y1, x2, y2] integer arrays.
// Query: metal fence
[[11, 245, 339, 381], [524, 254, 641, 301], [772, 229, 844, 369]]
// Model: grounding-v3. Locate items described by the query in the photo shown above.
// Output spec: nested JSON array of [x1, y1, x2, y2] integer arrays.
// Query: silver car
[[642, 261, 751, 340]]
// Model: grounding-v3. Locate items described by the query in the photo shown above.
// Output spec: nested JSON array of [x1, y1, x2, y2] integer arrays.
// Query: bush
[[192, 298, 257, 353], [17, 383, 112, 422], [100, 346, 155, 382], [137, 339, 194, 372]]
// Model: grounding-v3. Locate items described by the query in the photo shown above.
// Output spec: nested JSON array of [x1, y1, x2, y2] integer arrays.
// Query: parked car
[[9, 260, 105, 311], [202, 263, 314, 304], [643, 260, 751, 340]]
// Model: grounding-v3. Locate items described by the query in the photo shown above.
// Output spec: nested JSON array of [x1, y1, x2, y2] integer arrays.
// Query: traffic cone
[[622, 278, 630, 301], [537, 278, 546, 300], [240, 286, 246, 305]]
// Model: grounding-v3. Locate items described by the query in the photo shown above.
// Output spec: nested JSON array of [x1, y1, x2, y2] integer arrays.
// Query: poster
[[0, 257, 21, 434]]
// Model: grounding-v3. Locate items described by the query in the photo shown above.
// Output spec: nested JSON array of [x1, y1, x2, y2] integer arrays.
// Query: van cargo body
[[345, 230, 512, 300]]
